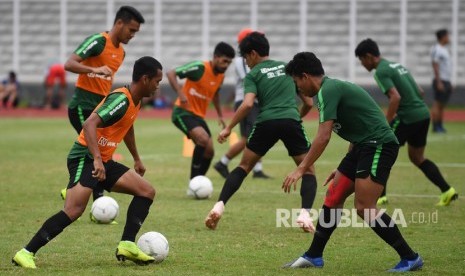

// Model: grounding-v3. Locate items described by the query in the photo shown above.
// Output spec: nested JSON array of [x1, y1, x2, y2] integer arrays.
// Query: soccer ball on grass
[[137, 231, 169, 263], [90, 196, 119, 224], [187, 175, 213, 199]]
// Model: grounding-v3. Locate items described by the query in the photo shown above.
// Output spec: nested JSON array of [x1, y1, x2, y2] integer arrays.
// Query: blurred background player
[[12, 56, 163, 269], [0, 71, 20, 109], [61, 6, 145, 204], [213, 28, 271, 179], [430, 29, 452, 133], [205, 32, 317, 232], [168, 42, 235, 185], [282, 52, 422, 272], [355, 38, 458, 206], [43, 61, 67, 109]]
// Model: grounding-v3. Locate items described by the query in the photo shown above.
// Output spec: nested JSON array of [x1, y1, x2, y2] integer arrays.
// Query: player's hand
[[217, 127, 231, 144], [218, 118, 226, 129], [282, 167, 305, 193], [178, 93, 190, 107], [93, 66, 113, 77], [324, 170, 337, 186], [92, 159, 106, 181], [134, 159, 146, 177]]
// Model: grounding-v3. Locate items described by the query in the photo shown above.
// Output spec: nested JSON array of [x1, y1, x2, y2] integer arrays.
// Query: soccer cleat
[[388, 254, 423, 272], [115, 241, 155, 265], [90, 213, 118, 225], [377, 196, 389, 205], [253, 170, 272, 179], [205, 201, 225, 230], [436, 187, 458, 206], [282, 254, 324, 268], [60, 188, 67, 200], [296, 208, 315, 233], [214, 161, 229, 179], [12, 248, 36, 269]]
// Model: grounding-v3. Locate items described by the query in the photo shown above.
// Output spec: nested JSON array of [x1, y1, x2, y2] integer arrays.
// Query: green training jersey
[[374, 59, 430, 124], [317, 77, 398, 145], [68, 92, 130, 160], [243, 59, 300, 123]]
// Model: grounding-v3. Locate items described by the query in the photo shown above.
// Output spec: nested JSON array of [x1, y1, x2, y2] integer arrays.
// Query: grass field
[[0, 117, 463, 275]]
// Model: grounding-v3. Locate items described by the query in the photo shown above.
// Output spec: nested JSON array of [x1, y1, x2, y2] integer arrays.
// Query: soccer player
[[205, 32, 317, 232], [213, 28, 271, 179], [168, 42, 235, 183], [355, 38, 458, 206], [62, 6, 145, 202], [43, 62, 67, 109], [282, 52, 423, 272], [12, 56, 163, 269], [430, 29, 453, 133]]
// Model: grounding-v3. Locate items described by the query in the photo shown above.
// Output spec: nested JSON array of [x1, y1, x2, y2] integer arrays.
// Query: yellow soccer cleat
[[12, 248, 36, 269], [115, 241, 155, 265], [436, 187, 458, 206], [377, 196, 388, 205], [60, 188, 67, 200]]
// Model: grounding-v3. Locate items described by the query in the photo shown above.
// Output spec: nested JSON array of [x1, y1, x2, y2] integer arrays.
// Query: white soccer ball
[[188, 175, 213, 199], [90, 196, 119, 224], [137, 231, 169, 263]]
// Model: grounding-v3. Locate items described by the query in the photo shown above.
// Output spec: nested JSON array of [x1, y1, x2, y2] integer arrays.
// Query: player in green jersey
[[355, 38, 457, 206], [282, 52, 422, 272], [205, 32, 317, 232]]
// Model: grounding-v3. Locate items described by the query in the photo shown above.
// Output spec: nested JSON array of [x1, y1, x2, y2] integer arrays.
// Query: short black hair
[[8, 71, 16, 81], [285, 52, 325, 77], [436, 29, 448, 41], [355, 38, 380, 58], [132, 56, 162, 82], [213, 42, 235, 59], [114, 6, 145, 25], [239, 31, 269, 57]]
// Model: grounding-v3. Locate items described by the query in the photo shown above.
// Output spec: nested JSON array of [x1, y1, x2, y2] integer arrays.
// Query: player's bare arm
[[64, 53, 112, 77], [432, 62, 444, 92], [123, 125, 146, 176], [166, 69, 188, 107], [385, 87, 401, 123], [212, 91, 225, 129], [282, 120, 333, 193], [298, 92, 313, 118], [218, 92, 255, 144], [82, 112, 106, 181]]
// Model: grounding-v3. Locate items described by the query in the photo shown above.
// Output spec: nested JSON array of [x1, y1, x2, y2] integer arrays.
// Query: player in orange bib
[[168, 42, 235, 186], [62, 6, 144, 202], [12, 57, 163, 269]]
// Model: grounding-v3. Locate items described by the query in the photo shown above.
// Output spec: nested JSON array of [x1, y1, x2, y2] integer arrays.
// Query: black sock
[[191, 145, 206, 179], [25, 211, 72, 254], [218, 167, 248, 204], [300, 174, 317, 209], [199, 157, 212, 176], [306, 205, 341, 258], [369, 212, 417, 260], [121, 196, 153, 242], [419, 159, 450, 192], [93, 188, 104, 201]]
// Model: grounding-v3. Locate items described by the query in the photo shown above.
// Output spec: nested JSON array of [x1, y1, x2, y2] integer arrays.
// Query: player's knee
[[63, 206, 85, 221], [142, 184, 156, 200]]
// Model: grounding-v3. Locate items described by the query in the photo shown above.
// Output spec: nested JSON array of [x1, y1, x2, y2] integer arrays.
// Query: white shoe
[[296, 208, 315, 233], [205, 201, 225, 230]]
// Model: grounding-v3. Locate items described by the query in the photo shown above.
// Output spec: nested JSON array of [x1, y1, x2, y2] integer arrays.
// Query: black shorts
[[172, 107, 211, 138], [390, 117, 429, 148], [337, 143, 399, 186], [68, 107, 94, 134], [432, 80, 452, 104], [247, 119, 310, 156], [67, 155, 129, 191], [234, 101, 259, 138]]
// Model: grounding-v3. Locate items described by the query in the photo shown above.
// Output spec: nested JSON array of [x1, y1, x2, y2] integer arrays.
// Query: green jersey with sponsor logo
[[374, 59, 430, 124], [317, 77, 398, 145], [243, 59, 300, 123], [68, 92, 130, 159]]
